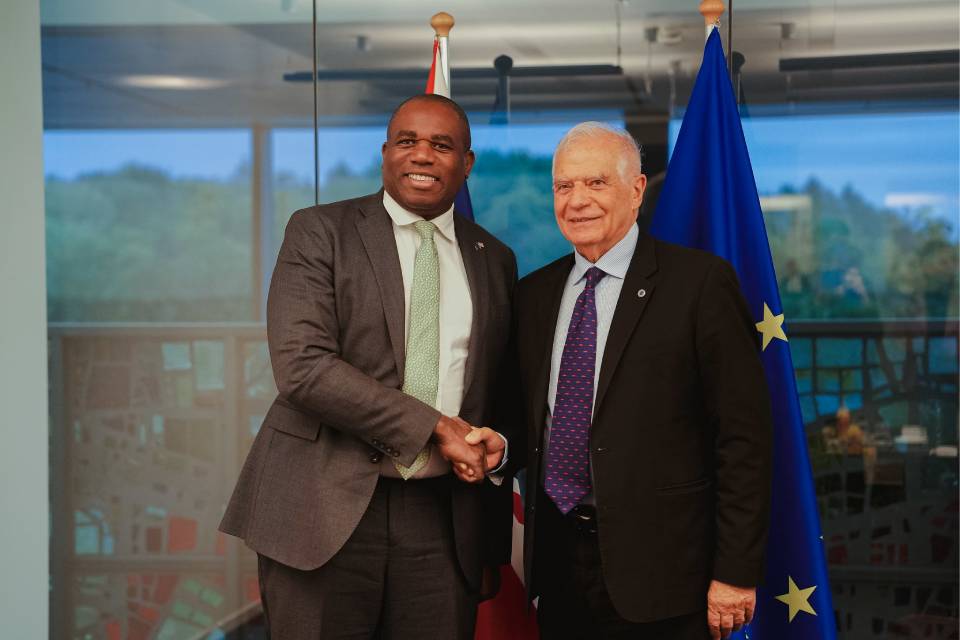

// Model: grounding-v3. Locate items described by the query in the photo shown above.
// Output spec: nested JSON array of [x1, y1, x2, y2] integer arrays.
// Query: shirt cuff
[[486, 432, 509, 486]]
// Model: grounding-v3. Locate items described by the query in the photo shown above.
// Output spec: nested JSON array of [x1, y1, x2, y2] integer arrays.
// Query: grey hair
[[552, 121, 643, 180]]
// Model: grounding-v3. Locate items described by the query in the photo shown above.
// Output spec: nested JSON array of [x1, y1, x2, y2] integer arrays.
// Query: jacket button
[[594, 446, 606, 453], [369, 452, 382, 463]]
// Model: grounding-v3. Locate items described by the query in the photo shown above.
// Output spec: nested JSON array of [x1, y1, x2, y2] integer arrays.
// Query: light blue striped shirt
[[547, 223, 640, 417], [543, 223, 639, 505]]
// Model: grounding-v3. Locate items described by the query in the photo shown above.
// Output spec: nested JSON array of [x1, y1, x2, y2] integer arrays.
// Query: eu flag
[[651, 28, 836, 640]]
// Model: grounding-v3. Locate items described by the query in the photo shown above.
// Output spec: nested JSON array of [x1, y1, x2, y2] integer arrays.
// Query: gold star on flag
[[755, 302, 788, 351], [775, 576, 817, 622]]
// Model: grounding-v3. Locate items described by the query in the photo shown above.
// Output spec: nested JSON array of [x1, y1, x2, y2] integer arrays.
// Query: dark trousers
[[534, 489, 710, 640], [258, 475, 477, 640]]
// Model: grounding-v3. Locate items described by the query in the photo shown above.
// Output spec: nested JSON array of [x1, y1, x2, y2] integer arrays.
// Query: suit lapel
[[454, 215, 489, 397], [594, 231, 658, 414], [532, 255, 574, 443], [356, 193, 407, 379]]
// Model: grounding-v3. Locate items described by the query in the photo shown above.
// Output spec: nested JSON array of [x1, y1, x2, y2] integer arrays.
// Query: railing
[[48, 320, 958, 639]]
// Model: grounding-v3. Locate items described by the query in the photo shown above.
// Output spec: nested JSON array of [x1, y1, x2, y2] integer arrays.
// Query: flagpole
[[699, 0, 724, 40], [430, 12, 455, 92]]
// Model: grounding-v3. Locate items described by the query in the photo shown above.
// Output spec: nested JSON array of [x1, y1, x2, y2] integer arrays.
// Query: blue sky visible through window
[[44, 121, 617, 185], [273, 122, 621, 186], [44, 109, 958, 234], [669, 110, 959, 238]]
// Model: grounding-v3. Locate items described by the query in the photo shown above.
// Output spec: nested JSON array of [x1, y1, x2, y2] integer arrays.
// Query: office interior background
[[1, 0, 958, 638]]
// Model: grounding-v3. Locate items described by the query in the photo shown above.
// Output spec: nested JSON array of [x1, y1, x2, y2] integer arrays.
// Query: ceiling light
[[115, 75, 231, 90]]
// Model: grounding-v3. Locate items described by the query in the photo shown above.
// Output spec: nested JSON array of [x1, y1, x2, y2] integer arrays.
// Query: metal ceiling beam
[[283, 64, 623, 82], [780, 49, 959, 72]]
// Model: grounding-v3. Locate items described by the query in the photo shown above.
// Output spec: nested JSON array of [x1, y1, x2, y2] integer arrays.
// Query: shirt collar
[[571, 223, 639, 284], [382, 190, 456, 243]]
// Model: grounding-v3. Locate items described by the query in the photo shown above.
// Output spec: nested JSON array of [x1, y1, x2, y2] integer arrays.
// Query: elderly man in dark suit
[[220, 94, 516, 639], [471, 122, 772, 639]]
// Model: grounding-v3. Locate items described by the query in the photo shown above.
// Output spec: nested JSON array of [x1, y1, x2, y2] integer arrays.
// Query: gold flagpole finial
[[430, 12, 455, 37], [699, 0, 724, 26]]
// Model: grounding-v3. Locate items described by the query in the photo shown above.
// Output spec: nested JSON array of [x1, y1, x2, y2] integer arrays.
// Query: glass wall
[[42, 0, 957, 638], [41, 2, 313, 637], [727, 4, 958, 637]]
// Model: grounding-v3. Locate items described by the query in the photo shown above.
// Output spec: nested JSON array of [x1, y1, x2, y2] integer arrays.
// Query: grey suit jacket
[[219, 191, 517, 589]]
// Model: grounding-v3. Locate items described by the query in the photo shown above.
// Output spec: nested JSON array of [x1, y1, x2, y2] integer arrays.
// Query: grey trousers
[[257, 475, 477, 640]]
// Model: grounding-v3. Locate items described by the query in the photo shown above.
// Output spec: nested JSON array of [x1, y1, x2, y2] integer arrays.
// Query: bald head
[[387, 94, 472, 149]]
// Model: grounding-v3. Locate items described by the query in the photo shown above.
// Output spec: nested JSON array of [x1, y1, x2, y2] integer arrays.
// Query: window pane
[[45, 130, 254, 321], [42, 1, 311, 637]]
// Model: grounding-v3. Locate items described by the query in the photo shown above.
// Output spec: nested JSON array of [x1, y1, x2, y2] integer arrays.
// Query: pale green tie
[[395, 220, 440, 479]]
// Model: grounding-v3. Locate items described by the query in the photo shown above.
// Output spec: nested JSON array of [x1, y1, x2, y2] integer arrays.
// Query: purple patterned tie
[[545, 266, 606, 514]]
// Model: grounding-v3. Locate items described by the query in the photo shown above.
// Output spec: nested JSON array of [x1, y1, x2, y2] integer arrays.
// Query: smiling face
[[381, 99, 475, 219], [552, 133, 646, 262]]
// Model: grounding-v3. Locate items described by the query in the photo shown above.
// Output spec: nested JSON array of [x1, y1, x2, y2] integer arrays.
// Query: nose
[[410, 139, 435, 164], [568, 183, 591, 209]]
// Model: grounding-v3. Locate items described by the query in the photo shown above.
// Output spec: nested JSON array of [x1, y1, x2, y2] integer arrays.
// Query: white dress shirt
[[543, 223, 640, 502], [380, 191, 473, 478]]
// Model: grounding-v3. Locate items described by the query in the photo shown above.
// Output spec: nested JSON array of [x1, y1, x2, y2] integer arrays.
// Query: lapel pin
[[475, 241, 485, 251], [637, 288, 646, 298]]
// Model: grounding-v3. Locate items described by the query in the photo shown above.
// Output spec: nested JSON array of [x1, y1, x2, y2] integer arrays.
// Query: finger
[[732, 608, 745, 630], [479, 441, 490, 472], [465, 427, 491, 446], [707, 610, 721, 640], [462, 465, 483, 483], [471, 459, 486, 477], [720, 613, 734, 638], [483, 432, 505, 453], [457, 472, 480, 484], [744, 603, 755, 625]]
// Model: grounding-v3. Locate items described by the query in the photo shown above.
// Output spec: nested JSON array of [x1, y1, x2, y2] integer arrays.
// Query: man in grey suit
[[220, 94, 516, 639]]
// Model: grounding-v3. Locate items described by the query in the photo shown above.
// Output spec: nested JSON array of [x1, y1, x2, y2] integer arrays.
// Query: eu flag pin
[[637, 288, 646, 298], [475, 241, 485, 251]]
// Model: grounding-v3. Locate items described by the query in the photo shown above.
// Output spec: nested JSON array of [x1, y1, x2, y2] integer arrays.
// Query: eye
[[589, 178, 607, 188], [396, 138, 415, 146], [554, 183, 571, 194], [432, 142, 453, 151]]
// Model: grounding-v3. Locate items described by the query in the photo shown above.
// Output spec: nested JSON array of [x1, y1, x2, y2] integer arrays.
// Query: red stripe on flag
[[475, 565, 539, 640], [425, 38, 439, 94], [513, 488, 525, 525]]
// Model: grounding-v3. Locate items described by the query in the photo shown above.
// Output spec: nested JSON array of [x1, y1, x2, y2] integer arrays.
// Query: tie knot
[[413, 220, 437, 241], [584, 266, 606, 289]]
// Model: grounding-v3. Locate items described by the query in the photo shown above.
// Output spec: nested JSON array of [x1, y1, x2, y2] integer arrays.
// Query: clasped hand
[[432, 416, 505, 484]]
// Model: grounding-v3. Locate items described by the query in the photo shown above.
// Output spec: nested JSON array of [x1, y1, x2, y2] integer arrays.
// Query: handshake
[[430, 415, 506, 484]]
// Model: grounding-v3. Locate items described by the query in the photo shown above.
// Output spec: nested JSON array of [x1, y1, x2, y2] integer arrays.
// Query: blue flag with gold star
[[651, 27, 836, 640]]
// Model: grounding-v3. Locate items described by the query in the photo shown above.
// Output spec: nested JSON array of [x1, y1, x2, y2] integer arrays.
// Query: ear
[[633, 173, 648, 209], [464, 149, 476, 179]]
